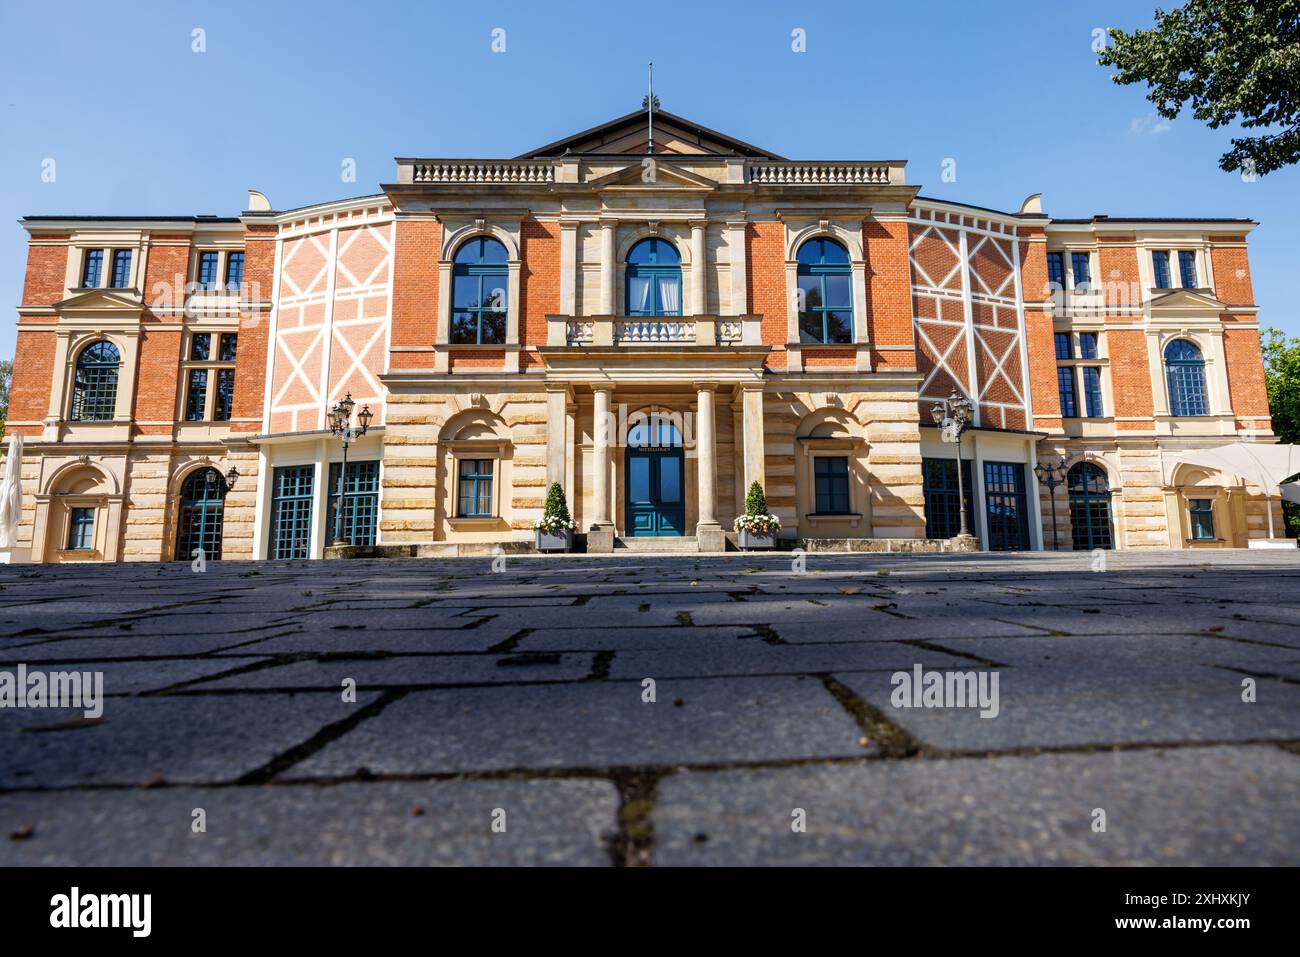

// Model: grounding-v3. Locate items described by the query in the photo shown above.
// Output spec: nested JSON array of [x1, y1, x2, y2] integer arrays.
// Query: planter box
[[535, 529, 574, 553], [738, 529, 776, 550]]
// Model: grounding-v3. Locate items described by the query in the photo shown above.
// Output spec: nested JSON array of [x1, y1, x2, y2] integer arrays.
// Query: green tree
[[1098, 1, 1300, 175], [1261, 327, 1300, 535], [540, 481, 572, 526], [743, 480, 769, 516], [0, 358, 11, 439]]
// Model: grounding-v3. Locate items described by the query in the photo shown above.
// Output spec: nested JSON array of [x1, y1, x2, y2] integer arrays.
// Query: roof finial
[[642, 62, 659, 154]]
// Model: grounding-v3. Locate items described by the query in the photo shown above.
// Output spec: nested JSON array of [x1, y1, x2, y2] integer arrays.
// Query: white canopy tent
[[1166, 442, 1300, 542]]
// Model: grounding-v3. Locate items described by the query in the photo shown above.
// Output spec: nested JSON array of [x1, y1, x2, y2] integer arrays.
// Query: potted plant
[[534, 481, 577, 553], [735, 480, 781, 550]]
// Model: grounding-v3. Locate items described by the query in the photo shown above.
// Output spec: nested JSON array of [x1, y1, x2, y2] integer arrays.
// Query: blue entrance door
[[625, 448, 685, 536]]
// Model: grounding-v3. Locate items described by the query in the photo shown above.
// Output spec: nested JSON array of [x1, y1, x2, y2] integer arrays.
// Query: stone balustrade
[[545, 315, 763, 348]]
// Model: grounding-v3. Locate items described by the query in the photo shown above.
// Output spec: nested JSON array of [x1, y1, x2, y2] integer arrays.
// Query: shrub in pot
[[534, 482, 577, 552], [735, 481, 780, 550]]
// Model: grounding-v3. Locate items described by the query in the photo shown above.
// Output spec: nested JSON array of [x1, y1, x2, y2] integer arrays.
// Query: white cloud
[[1130, 112, 1172, 135]]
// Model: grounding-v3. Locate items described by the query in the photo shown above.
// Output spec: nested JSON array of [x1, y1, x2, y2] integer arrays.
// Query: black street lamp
[[204, 465, 240, 498], [327, 393, 373, 546], [1033, 456, 1069, 551], [930, 390, 975, 541]]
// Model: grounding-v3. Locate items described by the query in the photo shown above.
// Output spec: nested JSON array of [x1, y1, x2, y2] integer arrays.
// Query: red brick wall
[[865, 219, 915, 370], [746, 222, 785, 368], [521, 218, 559, 347], [1107, 328, 1154, 426], [21, 238, 69, 305], [1210, 239, 1254, 305], [1019, 232, 1062, 428], [131, 329, 181, 429], [1223, 327, 1271, 426], [1098, 237, 1140, 313], [6, 330, 56, 434], [230, 228, 277, 432], [143, 239, 190, 308], [389, 219, 441, 352]]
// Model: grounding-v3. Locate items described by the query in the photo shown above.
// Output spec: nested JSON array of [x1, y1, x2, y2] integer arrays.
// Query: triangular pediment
[[517, 109, 783, 160], [53, 289, 144, 312], [1148, 288, 1227, 314], [586, 162, 721, 190]]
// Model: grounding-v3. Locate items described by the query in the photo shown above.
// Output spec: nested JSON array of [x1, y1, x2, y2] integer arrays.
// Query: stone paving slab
[[652, 745, 1300, 865], [0, 779, 618, 866], [0, 657, 266, 695], [605, 642, 974, 680], [187, 653, 593, 690]]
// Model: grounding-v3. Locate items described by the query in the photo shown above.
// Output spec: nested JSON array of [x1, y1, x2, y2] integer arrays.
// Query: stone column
[[690, 221, 707, 315], [695, 385, 724, 552], [599, 220, 616, 315], [741, 385, 766, 493], [546, 387, 567, 487], [588, 385, 615, 552]]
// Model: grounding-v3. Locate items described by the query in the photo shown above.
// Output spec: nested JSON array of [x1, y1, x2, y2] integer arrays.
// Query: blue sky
[[1, 0, 1296, 360]]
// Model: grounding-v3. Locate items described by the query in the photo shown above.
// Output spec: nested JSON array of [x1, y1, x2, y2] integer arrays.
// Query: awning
[[1167, 442, 1300, 539]]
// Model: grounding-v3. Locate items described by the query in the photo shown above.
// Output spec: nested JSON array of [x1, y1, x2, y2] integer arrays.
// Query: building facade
[[3, 108, 1283, 562]]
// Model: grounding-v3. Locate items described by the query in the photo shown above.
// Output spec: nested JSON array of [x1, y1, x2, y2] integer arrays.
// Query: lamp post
[[327, 393, 373, 546], [930, 390, 975, 541], [204, 465, 240, 498], [1033, 456, 1069, 551]]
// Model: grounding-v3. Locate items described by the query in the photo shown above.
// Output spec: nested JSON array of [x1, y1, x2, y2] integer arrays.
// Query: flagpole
[[647, 62, 654, 154]]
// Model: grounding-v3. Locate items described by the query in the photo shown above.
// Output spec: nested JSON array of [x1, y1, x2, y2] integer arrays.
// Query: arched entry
[[1068, 462, 1113, 550], [624, 410, 684, 537], [175, 467, 226, 560]]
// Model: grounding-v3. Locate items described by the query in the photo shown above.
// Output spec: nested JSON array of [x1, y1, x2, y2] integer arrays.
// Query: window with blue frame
[[797, 238, 852, 344], [1070, 252, 1091, 291], [269, 465, 314, 560], [219, 333, 238, 361], [625, 238, 682, 317], [214, 368, 235, 421], [451, 237, 508, 344], [81, 249, 103, 288], [813, 456, 851, 514], [1189, 498, 1216, 540], [1081, 366, 1104, 417], [1054, 333, 1073, 359], [1165, 339, 1209, 416], [224, 252, 245, 291], [1057, 366, 1078, 417], [197, 251, 220, 290], [921, 457, 975, 539], [1068, 462, 1112, 550], [185, 369, 208, 421], [110, 249, 133, 288], [1178, 250, 1198, 288], [175, 468, 225, 561], [984, 461, 1030, 551], [1152, 250, 1172, 288], [1045, 251, 1065, 292], [327, 460, 380, 547], [1078, 332, 1099, 359], [70, 340, 120, 421], [190, 333, 211, 361], [67, 507, 95, 551], [457, 459, 495, 517]]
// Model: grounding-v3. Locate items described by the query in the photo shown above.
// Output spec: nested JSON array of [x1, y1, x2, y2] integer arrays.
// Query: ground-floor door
[[624, 447, 685, 536], [983, 460, 1031, 551]]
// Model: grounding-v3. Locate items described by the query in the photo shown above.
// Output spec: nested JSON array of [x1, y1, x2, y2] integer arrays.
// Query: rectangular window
[[457, 459, 494, 517], [67, 507, 95, 551], [1045, 252, 1065, 291], [81, 249, 103, 288], [110, 250, 133, 288], [190, 332, 211, 361], [269, 465, 315, 560], [326, 460, 380, 547], [224, 252, 245, 291], [197, 251, 220, 289], [185, 369, 209, 421], [214, 368, 235, 421], [219, 333, 238, 361], [1078, 332, 1099, 359], [1081, 366, 1104, 417], [921, 457, 975, 540], [1152, 250, 1171, 288], [1054, 333, 1072, 360], [813, 456, 851, 514], [1178, 250, 1198, 288], [1057, 366, 1078, 417], [984, 461, 1030, 551], [1189, 499, 1216, 541], [1070, 252, 1091, 291]]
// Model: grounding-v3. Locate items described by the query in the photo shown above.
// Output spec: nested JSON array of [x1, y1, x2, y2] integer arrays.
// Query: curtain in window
[[656, 275, 679, 315]]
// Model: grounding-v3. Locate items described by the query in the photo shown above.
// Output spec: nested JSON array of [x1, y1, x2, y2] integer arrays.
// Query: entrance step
[[613, 536, 699, 552]]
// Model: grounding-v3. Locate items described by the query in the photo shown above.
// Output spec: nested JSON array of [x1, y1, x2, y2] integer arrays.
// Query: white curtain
[[627, 276, 651, 314], [657, 276, 680, 315]]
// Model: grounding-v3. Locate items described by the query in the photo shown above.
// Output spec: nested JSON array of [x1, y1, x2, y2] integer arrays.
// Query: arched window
[[1164, 339, 1208, 416], [797, 238, 852, 344], [70, 340, 120, 421], [175, 467, 225, 561], [1068, 462, 1112, 551], [625, 239, 681, 317], [451, 237, 508, 344]]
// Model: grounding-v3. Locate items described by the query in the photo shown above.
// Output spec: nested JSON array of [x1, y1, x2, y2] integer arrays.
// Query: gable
[[517, 109, 784, 159]]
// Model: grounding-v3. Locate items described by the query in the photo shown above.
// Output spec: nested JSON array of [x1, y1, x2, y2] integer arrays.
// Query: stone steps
[[613, 536, 699, 552]]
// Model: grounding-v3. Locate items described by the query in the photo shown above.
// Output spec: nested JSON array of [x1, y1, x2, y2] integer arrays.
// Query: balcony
[[545, 314, 763, 348]]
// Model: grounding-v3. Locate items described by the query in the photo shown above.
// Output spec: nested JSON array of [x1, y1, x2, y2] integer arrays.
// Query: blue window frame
[[1054, 333, 1072, 360], [67, 507, 95, 551], [796, 238, 852, 344], [813, 456, 851, 514], [451, 237, 508, 344], [70, 340, 120, 421], [625, 238, 682, 318], [197, 251, 220, 289], [921, 457, 975, 539], [224, 252, 245, 291], [190, 332, 211, 361], [185, 368, 209, 421], [81, 249, 103, 288], [1057, 366, 1078, 417], [1165, 339, 1208, 416], [457, 459, 495, 517], [1152, 250, 1172, 288], [175, 467, 225, 561], [218, 333, 238, 361], [110, 249, 133, 288], [1068, 462, 1112, 550], [1070, 252, 1091, 291], [327, 460, 380, 547], [1189, 499, 1215, 540], [1078, 332, 1099, 359], [1081, 366, 1104, 417], [269, 465, 314, 560], [1178, 250, 1197, 288], [984, 461, 1030, 551], [214, 368, 234, 421], [1045, 251, 1065, 292]]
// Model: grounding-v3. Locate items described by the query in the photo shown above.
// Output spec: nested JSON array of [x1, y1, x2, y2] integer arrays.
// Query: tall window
[[813, 457, 850, 514], [451, 237, 508, 344], [1165, 339, 1208, 416], [224, 252, 245, 291], [921, 457, 974, 539], [70, 340, 120, 421], [1081, 366, 1104, 417], [1189, 498, 1216, 540], [1152, 250, 1172, 288], [67, 507, 95, 551], [1057, 331, 1104, 418], [1078, 332, 1099, 359], [175, 468, 225, 561], [1045, 251, 1065, 292], [1070, 252, 1091, 291], [269, 465, 314, 560], [797, 237, 852, 344], [1057, 367, 1078, 417], [1068, 462, 1112, 550], [457, 459, 495, 517], [110, 250, 133, 288], [1178, 250, 1198, 288], [327, 460, 380, 547], [625, 238, 681, 317], [984, 461, 1030, 551], [182, 332, 237, 422], [81, 249, 103, 288], [197, 251, 220, 289], [1055, 333, 1072, 360]]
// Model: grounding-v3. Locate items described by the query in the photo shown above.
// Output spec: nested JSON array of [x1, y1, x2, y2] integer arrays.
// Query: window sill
[[448, 516, 505, 527]]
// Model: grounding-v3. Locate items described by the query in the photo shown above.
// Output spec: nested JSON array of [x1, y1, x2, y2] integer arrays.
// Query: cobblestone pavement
[[1, 550, 1298, 866]]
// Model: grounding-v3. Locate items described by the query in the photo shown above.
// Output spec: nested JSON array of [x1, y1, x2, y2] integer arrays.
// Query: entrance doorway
[[623, 413, 685, 537]]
